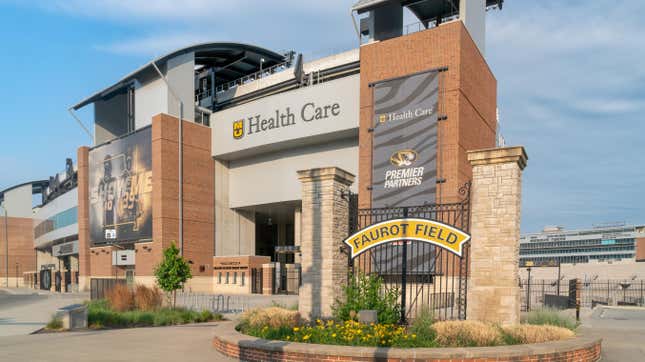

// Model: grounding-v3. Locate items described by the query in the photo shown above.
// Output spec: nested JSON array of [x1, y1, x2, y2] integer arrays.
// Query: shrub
[[525, 308, 577, 331], [154, 243, 192, 308], [85, 299, 217, 328], [239, 307, 301, 330], [105, 284, 134, 312], [404, 307, 436, 347], [332, 273, 400, 324], [133, 285, 163, 311], [46, 315, 63, 330], [433, 320, 502, 347], [502, 324, 574, 344]]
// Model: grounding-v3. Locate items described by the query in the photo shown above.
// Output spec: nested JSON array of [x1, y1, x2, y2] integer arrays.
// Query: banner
[[371, 70, 439, 208], [89, 127, 152, 245]]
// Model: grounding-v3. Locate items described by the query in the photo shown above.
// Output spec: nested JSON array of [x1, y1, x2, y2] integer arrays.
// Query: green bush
[[525, 308, 578, 331], [46, 315, 63, 330], [85, 299, 218, 329], [332, 273, 400, 324], [402, 307, 436, 347]]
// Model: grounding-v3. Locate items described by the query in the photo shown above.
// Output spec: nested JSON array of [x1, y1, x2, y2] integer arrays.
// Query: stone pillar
[[77, 146, 91, 292], [466, 146, 528, 325], [294, 207, 302, 264], [297, 167, 355, 320], [262, 263, 275, 295]]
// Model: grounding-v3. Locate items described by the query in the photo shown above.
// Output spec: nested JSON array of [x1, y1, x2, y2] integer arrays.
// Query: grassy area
[[524, 308, 578, 331], [86, 299, 222, 329], [45, 315, 63, 330]]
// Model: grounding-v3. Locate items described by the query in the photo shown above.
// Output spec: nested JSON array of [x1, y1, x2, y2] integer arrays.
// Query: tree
[[154, 243, 192, 308]]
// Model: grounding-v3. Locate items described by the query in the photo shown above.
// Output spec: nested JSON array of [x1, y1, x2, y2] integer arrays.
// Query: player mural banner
[[371, 70, 439, 208], [89, 127, 153, 245], [343, 218, 470, 259]]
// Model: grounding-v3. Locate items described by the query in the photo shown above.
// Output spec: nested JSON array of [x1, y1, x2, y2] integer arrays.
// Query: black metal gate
[[347, 184, 470, 323]]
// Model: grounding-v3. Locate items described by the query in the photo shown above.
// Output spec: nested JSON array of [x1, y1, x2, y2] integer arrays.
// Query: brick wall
[[358, 21, 496, 208], [0, 217, 36, 286], [636, 237, 645, 262], [151, 114, 214, 291], [79, 114, 215, 292]]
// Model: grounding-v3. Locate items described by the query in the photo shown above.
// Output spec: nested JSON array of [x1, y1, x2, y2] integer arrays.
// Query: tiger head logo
[[390, 149, 418, 167]]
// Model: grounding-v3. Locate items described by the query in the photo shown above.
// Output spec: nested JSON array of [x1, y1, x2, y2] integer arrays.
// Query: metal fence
[[90, 278, 126, 300], [520, 279, 645, 311], [175, 293, 250, 313], [348, 184, 471, 323]]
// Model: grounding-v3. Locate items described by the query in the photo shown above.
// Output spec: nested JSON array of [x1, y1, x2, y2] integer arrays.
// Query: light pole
[[1, 204, 8, 288]]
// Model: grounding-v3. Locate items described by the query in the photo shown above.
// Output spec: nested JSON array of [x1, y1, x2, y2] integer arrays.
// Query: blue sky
[[0, 0, 643, 232]]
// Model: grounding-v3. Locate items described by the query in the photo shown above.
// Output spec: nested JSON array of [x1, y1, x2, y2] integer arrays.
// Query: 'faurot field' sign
[[343, 218, 470, 259]]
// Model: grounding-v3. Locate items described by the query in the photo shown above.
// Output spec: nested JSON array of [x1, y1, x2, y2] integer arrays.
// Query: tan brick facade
[[0, 217, 36, 287], [466, 147, 528, 325], [297, 167, 355, 319], [359, 21, 496, 208]]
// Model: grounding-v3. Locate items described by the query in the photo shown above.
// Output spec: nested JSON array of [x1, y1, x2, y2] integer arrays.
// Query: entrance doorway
[[252, 201, 299, 262]]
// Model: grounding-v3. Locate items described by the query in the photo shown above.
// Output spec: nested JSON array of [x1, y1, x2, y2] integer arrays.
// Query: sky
[[0, 0, 643, 233]]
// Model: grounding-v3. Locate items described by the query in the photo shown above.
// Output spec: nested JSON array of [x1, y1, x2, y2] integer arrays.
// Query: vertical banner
[[89, 127, 153, 245], [371, 70, 439, 208]]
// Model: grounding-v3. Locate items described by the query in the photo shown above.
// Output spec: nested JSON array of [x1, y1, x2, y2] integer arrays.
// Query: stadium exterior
[[4, 0, 505, 294]]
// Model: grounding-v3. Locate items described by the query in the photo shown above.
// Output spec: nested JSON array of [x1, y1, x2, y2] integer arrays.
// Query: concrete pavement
[[0, 288, 87, 337], [580, 306, 645, 362], [0, 322, 236, 362]]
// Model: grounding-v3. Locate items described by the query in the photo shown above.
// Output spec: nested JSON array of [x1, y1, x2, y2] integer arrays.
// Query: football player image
[[97, 154, 117, 238]]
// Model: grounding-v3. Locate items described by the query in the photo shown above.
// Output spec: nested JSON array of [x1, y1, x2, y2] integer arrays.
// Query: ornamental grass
[[237, 307, 577, 348], [502, 324, 574, 344], [433, 320, 502, 347]]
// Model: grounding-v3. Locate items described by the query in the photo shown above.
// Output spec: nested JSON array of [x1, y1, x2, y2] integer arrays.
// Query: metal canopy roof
[[72, 42, 286, 110], [352, 0, 503, 21]]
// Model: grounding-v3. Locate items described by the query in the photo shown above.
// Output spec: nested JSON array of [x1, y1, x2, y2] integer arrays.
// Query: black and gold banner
[[371, 71, 439, 208], [89, 127, 152, 245]]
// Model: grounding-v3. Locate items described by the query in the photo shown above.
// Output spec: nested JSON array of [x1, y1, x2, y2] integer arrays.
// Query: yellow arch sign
[[343, 218, 471, 258]]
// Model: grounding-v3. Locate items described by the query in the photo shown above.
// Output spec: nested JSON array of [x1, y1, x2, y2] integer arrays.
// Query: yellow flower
[[303, 335, 310, 341], [286, 336, 290, 340], [293, 327, 299, 332], [331, 333, 337, 338], [412, 334, 417, 339]]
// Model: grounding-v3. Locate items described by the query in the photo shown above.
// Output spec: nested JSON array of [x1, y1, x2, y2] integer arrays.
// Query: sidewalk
[[0, 288, 88, 337], [0, 322, 236, 362]]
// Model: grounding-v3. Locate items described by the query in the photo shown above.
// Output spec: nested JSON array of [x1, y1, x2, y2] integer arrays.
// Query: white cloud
[[94, 32, 219, 56], [31, 0, 353, 22]]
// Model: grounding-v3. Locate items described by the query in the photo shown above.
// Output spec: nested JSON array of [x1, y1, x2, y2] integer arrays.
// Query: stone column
[[262, 263, 275, 295], [297, 167, 355, 320], [466, 146, 528, 325]]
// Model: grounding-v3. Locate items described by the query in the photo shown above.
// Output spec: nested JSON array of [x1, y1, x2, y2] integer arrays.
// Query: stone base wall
[[211, 322, 601, 362]]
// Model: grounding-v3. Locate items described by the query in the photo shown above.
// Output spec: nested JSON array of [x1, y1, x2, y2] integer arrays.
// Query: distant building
[[520, 223, 645, 266]]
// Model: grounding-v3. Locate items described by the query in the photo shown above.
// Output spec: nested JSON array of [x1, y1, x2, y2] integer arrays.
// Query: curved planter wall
[[211, 322, 601, 362]]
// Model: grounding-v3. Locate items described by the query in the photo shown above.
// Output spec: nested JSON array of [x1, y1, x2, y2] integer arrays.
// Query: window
[[226, 272, 230, 284], [233, 272, 237, 284], [218, 272, 222, 284], [241, 272, 245, 286]]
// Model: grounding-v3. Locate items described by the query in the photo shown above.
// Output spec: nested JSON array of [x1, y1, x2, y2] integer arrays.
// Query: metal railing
[[175, 292, 250, 313], [211, 60, 292, 96], [520, 279, 645, 311]]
